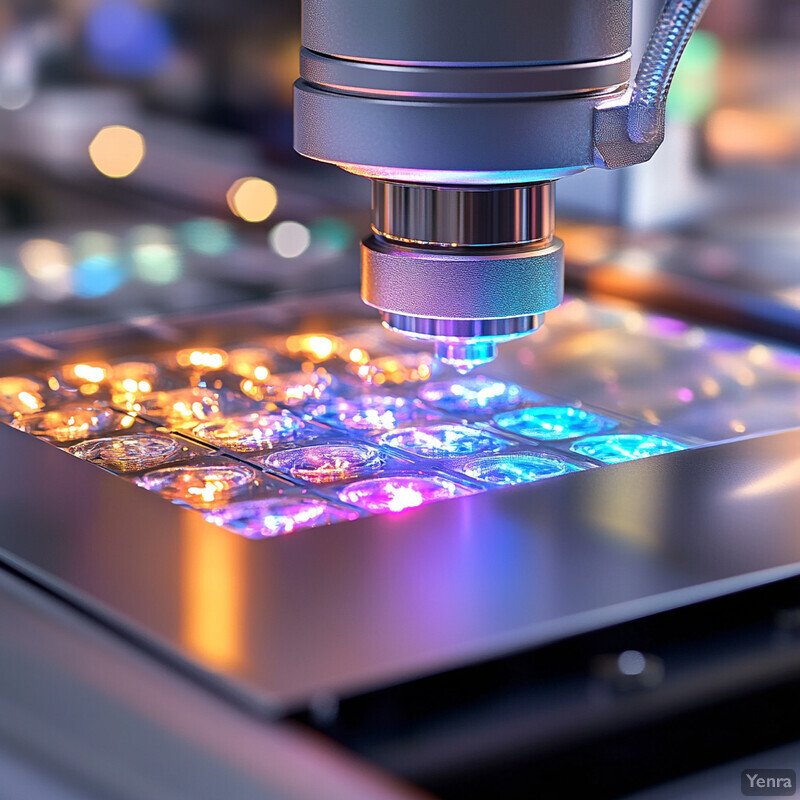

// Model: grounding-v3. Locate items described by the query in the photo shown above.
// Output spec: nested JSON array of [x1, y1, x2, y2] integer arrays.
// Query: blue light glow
[[179, 218, 236, 257], [379, 424, 507, 458], [460, 453, 582, 485], [85, 0, 173, 78], [73, 255, 125, 298], [0, 266, 24, 305], [570, 434, 686, 463], [494, 406, 617, 440], [310, 395, 422, 431], [419, 376, 525, 413]]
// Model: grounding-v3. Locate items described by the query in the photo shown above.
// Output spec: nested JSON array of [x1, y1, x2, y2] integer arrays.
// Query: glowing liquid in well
[[67, 433, 182, 472], [13, 405, 117, 442], [138, 388, 225, 426], [379, 424, 506, 458], [240, 370, 332, 404], [494, 406, 616, 441], [193, 411, 303, 451], [460, 453, 581, 485], [264, 442, 384, 483], [570, 433, 685, 463], [0, 377, 45, 414], [338, 474, 472, 513], [419, 376, 524, 413], [205, 496, 357, 537], [137, 463, 256, 506], [310, 395, 420, 432]]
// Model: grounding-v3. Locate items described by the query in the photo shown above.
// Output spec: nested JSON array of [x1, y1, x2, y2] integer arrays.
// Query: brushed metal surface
[[0, 567, 428, 800], [300, 49, 631, 100], [302, 0, 632, 65], [4, 421, 800, 716], [361, 235, 564, 318]]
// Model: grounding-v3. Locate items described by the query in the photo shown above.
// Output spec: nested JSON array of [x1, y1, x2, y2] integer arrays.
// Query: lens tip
[[435, 341, 497, 372]]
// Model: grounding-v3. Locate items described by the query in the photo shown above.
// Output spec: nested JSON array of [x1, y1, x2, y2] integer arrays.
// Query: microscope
[[294, 0, 710, 371]]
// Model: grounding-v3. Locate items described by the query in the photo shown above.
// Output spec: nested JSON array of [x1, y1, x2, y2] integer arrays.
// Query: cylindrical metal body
[[295, 0, 632, 183], [294, 0, 634, 369]]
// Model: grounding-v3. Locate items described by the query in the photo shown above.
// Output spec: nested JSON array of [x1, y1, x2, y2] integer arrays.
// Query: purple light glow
[[338, 474, 473, 514], [205, 497, 358, 537]]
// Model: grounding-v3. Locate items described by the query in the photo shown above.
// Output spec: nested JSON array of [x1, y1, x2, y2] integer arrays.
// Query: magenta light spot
[[676, 387, 694, 403], [338, 474, 473, 514]]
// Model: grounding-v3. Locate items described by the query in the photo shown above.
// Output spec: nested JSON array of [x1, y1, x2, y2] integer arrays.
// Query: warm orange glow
[[228, 348, 273, 381], [61, 362, 109, 388], [348, 347, 369, 365], [0, 377, 44, 413], [285, 334, 339, 362], [175, 348, 228, 371], [353, 353, 435, 385], [226, 177, 278, 223], [706, 108, 799, 163], [181, 526, 244, 669], [88, 125, 146, 178]]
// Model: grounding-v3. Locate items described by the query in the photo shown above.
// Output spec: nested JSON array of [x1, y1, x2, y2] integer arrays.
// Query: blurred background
[[0, 0, 798, 340]]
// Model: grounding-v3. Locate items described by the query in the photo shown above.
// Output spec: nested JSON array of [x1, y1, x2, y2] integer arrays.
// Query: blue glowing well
[[379, 424, 507, 458], [419, 376, 525, 413], [570, 433, 685, 463], [493, 406, 617, 440], [460, 453, 582, 486]]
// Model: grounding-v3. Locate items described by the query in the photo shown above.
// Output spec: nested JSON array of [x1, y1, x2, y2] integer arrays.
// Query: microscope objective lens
[[205, 497, 357, 538], [570, 434, 685, 463], [493, 406, 617, 441]]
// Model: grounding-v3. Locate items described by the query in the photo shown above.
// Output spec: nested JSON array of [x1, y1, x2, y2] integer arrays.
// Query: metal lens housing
[[363, 181, 562, 371], [294, 0, 633, 367]]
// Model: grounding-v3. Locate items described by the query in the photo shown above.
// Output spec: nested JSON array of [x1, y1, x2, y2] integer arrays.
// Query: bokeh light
[[85, 0, 173, 78], [18, 239, 72, 300], [89, 125, 146, 178], [0, 266, 25, 305], [226, 178, 278, 223], [269, 221, 311, 258], [129, 225, 182, 284]]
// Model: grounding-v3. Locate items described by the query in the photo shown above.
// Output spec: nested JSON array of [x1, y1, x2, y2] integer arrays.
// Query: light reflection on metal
[[181, 518, 244, 669]]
